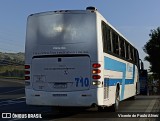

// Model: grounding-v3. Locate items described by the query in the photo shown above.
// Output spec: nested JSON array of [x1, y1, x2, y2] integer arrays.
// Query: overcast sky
[[0, 0, 160, 70]]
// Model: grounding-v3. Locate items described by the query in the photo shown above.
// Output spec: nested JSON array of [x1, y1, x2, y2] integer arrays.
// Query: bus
[[25, 6, 140, 111]]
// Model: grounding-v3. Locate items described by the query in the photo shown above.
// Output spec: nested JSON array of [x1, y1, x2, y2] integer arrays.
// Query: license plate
[[53, 83, 67, 89]]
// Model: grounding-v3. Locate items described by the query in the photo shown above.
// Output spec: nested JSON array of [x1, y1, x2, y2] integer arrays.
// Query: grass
[[0, 65, 24, 73], [0, 65, 24, 79]]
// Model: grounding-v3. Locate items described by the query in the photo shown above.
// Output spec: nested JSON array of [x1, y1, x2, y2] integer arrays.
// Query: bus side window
[[102, 22, 107, 53], [106, 27, 111, 52], [125, 42, 129, 60], [119, 37, 125, 58], [102, 21, 111, 53], [134, 49, 137, 64], [130, 46, 134, 61], [112, 31, 119, 55]]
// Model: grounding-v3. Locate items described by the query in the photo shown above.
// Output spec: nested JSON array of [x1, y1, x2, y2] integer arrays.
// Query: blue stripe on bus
[[104, 78, 122, 86], [104, 57, 125, 72], [104, 57, 125, 100], [104, 57, 135, 100], [104, 78, 134, 86], [125, 79, 134, 84]]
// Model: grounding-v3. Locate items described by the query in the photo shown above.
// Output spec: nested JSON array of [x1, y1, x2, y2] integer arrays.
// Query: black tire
[[52, 106, 64, 113], [110, 88, 120, 112], [128, 96, 135, 100], [98, 106, 104, 112], [98, 106, 110, 112]]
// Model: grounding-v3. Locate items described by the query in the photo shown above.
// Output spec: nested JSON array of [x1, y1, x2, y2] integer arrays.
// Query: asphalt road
[[0, 78, 160, 121]]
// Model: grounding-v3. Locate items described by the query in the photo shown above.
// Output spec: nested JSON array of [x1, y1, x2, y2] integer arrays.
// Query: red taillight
[[92, 63, 101, 85], [25, 65, 30, 69], [25, 65, 30, 80], [92, 63, 101, 68], [25, 71, 30, 75], [92, 75, 101, 79], [25, 76, 30, 80], [92, 69, 101, 74]]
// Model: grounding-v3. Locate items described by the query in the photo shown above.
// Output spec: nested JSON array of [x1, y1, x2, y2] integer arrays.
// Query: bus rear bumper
[[25, 88, 102, 107]]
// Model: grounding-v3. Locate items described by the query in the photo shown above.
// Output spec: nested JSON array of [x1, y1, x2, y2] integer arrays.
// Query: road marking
[[0, 97, 26, 121], [145, 100, 156, 112], [0, 97, 25, 106], [0, 97, 25, 103], [0, 79, 24, 84], [0, 101, 25, 107], [138, 99, 157, 121], [0, 88, 24, 95]]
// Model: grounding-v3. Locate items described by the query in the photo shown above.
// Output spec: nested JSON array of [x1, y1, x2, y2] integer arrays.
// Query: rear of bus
[[25, 9, 104, 107]]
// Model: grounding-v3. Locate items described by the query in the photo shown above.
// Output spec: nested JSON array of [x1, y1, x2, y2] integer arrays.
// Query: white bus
[[25, 7, 140, 111]]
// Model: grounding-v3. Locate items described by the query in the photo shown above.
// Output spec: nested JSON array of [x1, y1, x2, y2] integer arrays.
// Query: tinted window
[[119, 37, 125, 58], [112, 31, 119, 55], [102, 22, 111, 53], [130, 46, 134, 61], [28, 13, 96, 45], [125, 42, 129, 60], [101, 22, 139, 65]]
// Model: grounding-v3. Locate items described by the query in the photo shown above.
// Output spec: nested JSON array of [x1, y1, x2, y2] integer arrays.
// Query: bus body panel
[[25, 88, 98, 106], [31, 56, 91, 91], [25, 11, 103, 107], [96, 12, 139, 106], [25, 11, 98, 62], [103, 53, 138, 103]]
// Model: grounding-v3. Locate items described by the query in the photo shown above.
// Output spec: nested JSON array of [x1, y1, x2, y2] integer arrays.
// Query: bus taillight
[[25, 65, 30, 69], [25, 64, 30, 81], [25, 76, 30, 80], [25, 70, 30, 75], [92, 69, 101, 74], [92, 75, 101, 79], [92, 63, 101, 84], [92, 63, 101, 68]]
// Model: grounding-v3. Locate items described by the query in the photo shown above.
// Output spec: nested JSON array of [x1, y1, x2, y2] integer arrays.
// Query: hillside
[[0, 52, 24, 65], [0, 52, 24, 78]]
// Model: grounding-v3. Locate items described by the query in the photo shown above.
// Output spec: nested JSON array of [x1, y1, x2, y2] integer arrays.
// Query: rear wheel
[[52, 106, 64, 113], [98, 106, 104, 112], [129, 96, 135, 100], [98, 106, 110, 112], [110, 88, 120, 112]]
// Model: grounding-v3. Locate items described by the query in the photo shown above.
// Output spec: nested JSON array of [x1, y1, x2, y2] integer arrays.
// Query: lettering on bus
[[75, 77, 89, 87], [33, 51, 89, 55], [127, 63, 133, 72]]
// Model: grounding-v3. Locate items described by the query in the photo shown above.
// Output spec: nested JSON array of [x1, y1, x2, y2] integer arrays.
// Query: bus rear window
[[27, 13, 96, 45]]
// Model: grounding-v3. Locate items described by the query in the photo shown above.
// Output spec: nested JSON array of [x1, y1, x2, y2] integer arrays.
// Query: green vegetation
[[0, 52, 24, 79], [143, 27, 160, 79], [143, 27, 160, 95]]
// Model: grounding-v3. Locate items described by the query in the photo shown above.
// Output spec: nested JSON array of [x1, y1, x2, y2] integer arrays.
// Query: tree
[[143, 27, 160, 79]]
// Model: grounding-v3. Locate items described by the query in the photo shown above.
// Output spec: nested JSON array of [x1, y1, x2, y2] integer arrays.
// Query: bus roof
[[28, 7, 135, 49], [29, 10, 95, 17]]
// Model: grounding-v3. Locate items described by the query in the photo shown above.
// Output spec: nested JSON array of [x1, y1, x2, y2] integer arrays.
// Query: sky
[[0, 0, 160, 70]]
